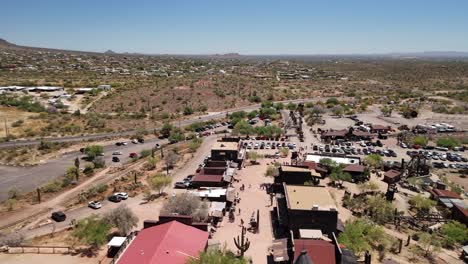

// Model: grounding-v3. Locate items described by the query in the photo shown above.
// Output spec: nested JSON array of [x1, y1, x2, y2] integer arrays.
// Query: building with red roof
[[293, 239, 336, 264], [452, 203, 468, 225], [116, 221, 209, 264], [383, 169, 401, 184], [343, 164, 368, 182], [430, 188, 462, 200]]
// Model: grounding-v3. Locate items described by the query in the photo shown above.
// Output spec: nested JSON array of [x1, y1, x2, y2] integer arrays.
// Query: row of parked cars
[[242, 141, 297, 150], [407, 150, 468, 162], [432, 162, 468, 169], [400, 142, 465, 152], [51, 192, 129, 222], [312, 142, 396, 157], [194, 122, 228, 133]]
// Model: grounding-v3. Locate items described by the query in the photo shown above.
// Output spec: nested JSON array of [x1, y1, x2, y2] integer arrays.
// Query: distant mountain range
[[1, 38, 468, 58]]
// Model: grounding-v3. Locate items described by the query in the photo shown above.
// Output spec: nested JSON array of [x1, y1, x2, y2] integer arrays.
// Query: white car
[[88, 201, 102, 209], [131, 139, 138, 144], [121, 142, 128, 146], [114, 192, 128, 200], [112, 151, 123, 155]]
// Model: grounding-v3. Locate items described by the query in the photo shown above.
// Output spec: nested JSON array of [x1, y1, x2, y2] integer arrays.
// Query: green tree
[[412, 135, 428, 146], [188, 248, 247, 264], [160, 122, 174, 137], [326, 97, 340, 106], [329, 168, 352, 187], [84, 145, 103, 160], [436, 137, 460, 149], [265, 165, 278, 177], [183, 106, 194, 115], [149, 174, 172, 194], [287, 102, 297, 110], [417, 232, 441, 258], [408, 195, 436, 213], [338, 218, 388, 257], [233, 120, 253, 136], [189, 138, 203, 153], [364, 154, 383, 168], [105, 205, 138, 236], [72, 215, 110, 248], [247, 151, 263, 164], [366, 196, 395, 224], [380, 106, 393, 117], [440, 221, 468, 248]]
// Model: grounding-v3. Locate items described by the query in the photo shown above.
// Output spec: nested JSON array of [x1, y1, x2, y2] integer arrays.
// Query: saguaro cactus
[[234, 226, 250, 257]]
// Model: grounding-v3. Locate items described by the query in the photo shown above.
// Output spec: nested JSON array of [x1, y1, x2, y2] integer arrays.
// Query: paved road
[[3, 135, 218, 241], [0, 98, 321, 148], [0, 97, 331, 200], [0, 138, 165, 201]]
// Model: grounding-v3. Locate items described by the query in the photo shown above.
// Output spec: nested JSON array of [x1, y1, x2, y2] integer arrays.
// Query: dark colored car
[[108, 195, 122, 203], [129, 153, 138, 158], [112, 156, 120, 162], [138, 138, 145, 143], [51, 211, 66, 222]]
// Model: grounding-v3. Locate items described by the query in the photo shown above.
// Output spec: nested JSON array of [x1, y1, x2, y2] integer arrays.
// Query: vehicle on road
[[51, 211, 66, 222], [138, 138, 145, 143], [131, 139, 138, 144], [88, 201, 102, 209], [112, 151, 123, 155], [154, 143, 161, 149], [129, 153, 138, 158], [112, 157, 120, 162], [108, 195, 122, 203], [114, 192, 128, 200], [174, 181, 190, 188]]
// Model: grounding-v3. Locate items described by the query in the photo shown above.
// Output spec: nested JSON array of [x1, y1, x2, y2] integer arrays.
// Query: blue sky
[[2, 0, 468, 54]]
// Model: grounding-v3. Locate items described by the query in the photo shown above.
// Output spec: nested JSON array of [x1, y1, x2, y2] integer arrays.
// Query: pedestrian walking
[[240, 219, 244, 227], [238, 208, 241, 215]]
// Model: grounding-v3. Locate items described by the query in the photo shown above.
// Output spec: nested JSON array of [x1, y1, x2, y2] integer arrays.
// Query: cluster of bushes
[[0, 95, 45, 112], [78, 184, 108, 202]]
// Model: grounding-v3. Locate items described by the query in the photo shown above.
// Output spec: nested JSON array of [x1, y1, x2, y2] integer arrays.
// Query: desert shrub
[[42, 180, 62, 193]]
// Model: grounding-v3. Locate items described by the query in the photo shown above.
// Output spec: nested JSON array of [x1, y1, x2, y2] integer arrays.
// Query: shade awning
[[107, 236, 126, 247]]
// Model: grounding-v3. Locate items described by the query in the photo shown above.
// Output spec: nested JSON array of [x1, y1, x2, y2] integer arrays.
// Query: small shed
[[383, 170, 401, 184]]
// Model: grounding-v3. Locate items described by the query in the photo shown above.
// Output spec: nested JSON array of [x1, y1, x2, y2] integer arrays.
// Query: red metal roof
[[432, 188, 462, 199], [192, 174, 224, 183], [117, 221, 208, 264], [300, 161, 327, 173], [294, 239, 336, 264], [343, 164, 366, 173], [322, 129, 347, 137], [453, 203, 468, 218], [384, 169, 401, 178]]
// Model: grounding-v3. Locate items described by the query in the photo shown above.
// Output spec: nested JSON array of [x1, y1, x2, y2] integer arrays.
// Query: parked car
[[138, 138, 144, 143], [88, 201, 102, 209], [115, 142, 122, 146], [112, 151, 122, 155], [131, 139, 138, 144], [51, 211, 66, 222], [108, 195, 122, 203], [112, 157, 120, 162], [114, 192, 128, 200], [174, 181, 190, 189], [129, 153, 138, 158], [184, 175, 194, 182]]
